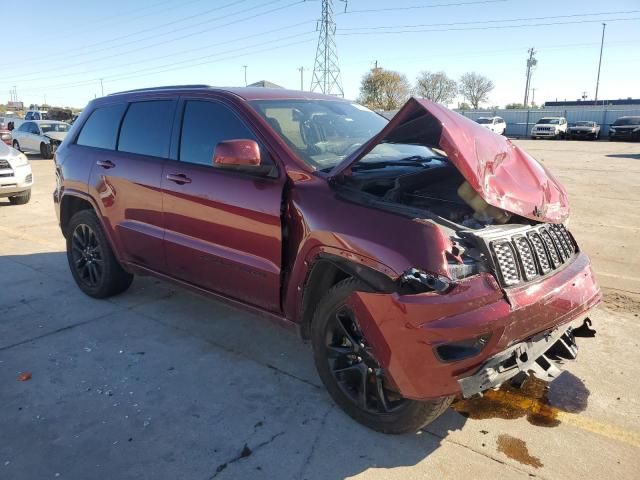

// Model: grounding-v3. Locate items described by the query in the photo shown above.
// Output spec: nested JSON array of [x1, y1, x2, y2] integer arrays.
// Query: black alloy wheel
[[70, 223, 104, 288], [325, 306, 407, 414]]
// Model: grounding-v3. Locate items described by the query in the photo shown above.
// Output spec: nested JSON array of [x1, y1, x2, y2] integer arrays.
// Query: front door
[[161, 98, 284, 312]]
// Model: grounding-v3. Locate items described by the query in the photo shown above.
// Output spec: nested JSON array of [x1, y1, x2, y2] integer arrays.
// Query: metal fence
[[458, 108, 640, 137]]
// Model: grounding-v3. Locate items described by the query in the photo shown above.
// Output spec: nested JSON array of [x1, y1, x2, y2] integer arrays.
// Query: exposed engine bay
[[337, 157, 531, 230]]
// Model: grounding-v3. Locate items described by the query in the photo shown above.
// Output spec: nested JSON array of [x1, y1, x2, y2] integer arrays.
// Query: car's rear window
[[118, 101, 175, 158], [77, 104, 127, 150]]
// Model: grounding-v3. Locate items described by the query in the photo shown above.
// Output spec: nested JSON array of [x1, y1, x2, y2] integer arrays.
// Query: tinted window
[[25, 112, 33, 120], [77, 104, 127, 150], [180, 100, 267, 167], [18, 122, 31, 132], [30, 123, 41, 134], [118, 101, 175, 158]]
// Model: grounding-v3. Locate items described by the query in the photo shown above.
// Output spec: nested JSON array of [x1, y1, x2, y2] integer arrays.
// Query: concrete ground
[[1, 139, 639, 480]]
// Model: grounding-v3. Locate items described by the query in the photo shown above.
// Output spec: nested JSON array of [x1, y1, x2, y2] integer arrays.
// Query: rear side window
[[77, 104, 127, 150], [118, 100, 175, 158], [179, 100, 267, 167]]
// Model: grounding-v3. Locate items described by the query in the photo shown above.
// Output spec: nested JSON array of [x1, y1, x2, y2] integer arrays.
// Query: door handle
[[166, 173, 192, 185], [96, 160, 115, 169]]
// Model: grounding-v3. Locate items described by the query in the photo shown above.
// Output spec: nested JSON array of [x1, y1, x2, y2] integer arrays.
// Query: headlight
[[634, 127, 640, 132], [609, 128, 616, 133], [10, 153, 29, 167]]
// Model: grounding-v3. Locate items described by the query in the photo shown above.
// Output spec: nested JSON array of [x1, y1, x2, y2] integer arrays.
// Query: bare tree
[[459, 72, 495, 109], [414, 71, 457, 105], [358, 67, 411, 111]]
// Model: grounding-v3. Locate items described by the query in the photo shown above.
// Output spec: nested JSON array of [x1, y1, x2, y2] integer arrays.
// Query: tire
[[66, 209, 133, 298], [311, 278, 453, 434], [12, 140, 20, 152], [8, 190, 31, 205], [40, 142, 53, 159]]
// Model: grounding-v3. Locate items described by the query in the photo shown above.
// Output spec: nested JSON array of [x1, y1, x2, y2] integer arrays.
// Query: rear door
[[84, 98, 177, 271], [161, 97, 284, 312]]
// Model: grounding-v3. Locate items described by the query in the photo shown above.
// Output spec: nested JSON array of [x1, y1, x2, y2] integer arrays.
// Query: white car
[[531, 117, 568, 139], [0, 142, 33, 205], [12, 120, 70, 159], [476, 116, 506, 135]]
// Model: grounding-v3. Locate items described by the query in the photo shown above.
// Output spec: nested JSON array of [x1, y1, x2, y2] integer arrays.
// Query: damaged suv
[[54, 87, 601, 434]]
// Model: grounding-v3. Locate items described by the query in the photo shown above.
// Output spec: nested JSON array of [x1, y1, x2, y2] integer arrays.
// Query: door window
[[18, 122, 31, 132], [118, 100, 175, 158], [77, 103, 127, 150], [30, 123, 41, 134], [179, 100, 271, 167]]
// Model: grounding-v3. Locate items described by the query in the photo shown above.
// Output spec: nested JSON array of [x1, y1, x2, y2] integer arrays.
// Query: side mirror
[[214, 139, 261, 168]]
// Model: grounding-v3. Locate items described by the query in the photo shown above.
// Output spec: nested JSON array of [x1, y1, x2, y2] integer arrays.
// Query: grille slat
[[490, 223, 576, 287]]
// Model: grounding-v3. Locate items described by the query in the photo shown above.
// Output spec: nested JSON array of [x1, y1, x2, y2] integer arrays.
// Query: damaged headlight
[[447, 257, 480, 280], [401, 268, 453, 294]]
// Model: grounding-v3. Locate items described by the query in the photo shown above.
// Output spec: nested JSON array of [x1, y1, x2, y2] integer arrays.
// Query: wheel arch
[[299, 253, 398, 340]]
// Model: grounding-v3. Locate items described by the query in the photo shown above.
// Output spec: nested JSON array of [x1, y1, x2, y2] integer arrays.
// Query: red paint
[[54, 87, 600, 400]]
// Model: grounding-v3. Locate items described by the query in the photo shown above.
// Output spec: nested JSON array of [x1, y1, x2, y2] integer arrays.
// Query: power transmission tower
[[523, 48, 537, 108], [310, 0, 344, 97]]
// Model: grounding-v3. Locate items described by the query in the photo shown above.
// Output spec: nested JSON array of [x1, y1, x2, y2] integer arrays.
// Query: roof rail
[[107, 84, 211, 96]]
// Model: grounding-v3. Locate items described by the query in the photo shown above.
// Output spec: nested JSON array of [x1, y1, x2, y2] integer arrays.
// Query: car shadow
[[2, 251, 471, 479], [606, 153, 640, 160]]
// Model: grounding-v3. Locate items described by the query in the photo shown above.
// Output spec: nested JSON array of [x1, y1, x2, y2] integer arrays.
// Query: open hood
[[328, 98, 570, 223]]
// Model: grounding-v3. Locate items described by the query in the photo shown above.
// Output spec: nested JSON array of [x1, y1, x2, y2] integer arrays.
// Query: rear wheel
[[311, 278, 453, 434], [8, 190, 30, 205], [66, 210, 133, 298]]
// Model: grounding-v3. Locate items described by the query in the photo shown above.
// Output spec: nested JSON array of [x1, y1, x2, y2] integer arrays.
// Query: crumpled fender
[[328, 98, 570, 224]]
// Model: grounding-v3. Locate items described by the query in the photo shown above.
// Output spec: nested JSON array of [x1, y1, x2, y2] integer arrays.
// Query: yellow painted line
[[488, 389, 640, 449]]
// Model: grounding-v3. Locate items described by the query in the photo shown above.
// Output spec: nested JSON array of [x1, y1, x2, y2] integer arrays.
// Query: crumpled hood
[[44, 131, 67, 142], [328, 98, 569, 223]]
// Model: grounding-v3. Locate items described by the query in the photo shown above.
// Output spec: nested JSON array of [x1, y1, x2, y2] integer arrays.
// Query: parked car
[[530, 117, 568, 139], [54, 87, 601, 434], [12, 120, 70, 158], [609, 116, 640, 141], [567, 121, 600, 140], [475, 116, 506, 135], [0, 141, 32, 204], [24, 109, 49, 120]]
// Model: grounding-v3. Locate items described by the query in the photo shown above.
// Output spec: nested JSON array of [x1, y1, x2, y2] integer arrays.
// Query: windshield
[[250, 99, 394, 169], [39, 123, 70, 133], [536, 118, 561, 125], [612, 117, 640, 126], [476, 118, 492, 124], [575, 121, 594, 127]]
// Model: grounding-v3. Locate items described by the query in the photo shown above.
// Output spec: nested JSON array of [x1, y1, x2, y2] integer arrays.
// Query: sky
[[5, 0, 640, 109]]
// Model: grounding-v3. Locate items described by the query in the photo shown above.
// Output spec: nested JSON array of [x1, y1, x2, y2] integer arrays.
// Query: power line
[[4, 0, 302, 81], [340, 0, 507, 14], [6, 20, 314, 86], [338, 10, 640, 31], [337, 16, 640, 35]]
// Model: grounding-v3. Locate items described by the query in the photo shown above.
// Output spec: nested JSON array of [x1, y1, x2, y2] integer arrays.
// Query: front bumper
[[531, 129, 559, 137], [0, 163, 33, 197], [609, 130, 639, 140], [346, 251, 600, 400]]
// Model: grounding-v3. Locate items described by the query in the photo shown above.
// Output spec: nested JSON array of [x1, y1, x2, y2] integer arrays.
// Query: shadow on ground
[[606, 153, 640, 160], [1, 252, 470, 479]]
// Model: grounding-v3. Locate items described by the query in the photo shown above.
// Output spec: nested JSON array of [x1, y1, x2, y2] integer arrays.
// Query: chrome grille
[[513, 236, 538, 280], [490, 223, 577, 287], [491, 241, 520, 286]]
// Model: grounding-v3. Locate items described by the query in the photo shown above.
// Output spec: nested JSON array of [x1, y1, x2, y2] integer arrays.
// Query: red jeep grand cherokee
[[54, 86, 601, 433]]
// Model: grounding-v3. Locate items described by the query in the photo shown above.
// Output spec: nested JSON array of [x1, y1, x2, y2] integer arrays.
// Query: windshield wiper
[[351, 155, 439, 171]]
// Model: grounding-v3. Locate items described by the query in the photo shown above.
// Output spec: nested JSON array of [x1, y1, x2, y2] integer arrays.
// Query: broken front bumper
[[458, 324, 578, 398], [345, 251, 600, 401]]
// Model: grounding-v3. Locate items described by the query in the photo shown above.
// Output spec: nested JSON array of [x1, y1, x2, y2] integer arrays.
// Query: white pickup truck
[[531, 117, 568, 139]]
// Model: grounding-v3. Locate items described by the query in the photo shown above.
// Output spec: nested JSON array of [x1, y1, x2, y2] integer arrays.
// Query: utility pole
[[581, 91, 588, 101], [100, 78, 104, 96], [298, 66, 306, 91], [523, 48, 537, 108], [594, 23, 606, 105], [310, 0, 344, 97], [531, 88, 536, 106], [242, 65, 248, 87]]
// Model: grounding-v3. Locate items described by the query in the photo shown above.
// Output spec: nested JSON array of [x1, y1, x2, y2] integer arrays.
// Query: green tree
[[358, 67, 411, 111]]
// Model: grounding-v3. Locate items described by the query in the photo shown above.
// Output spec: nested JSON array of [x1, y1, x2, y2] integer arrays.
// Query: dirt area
[[0, 140, 639, 479]]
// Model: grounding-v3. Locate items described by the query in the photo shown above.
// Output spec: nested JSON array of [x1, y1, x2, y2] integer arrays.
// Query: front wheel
[[66, 210, 133, 298], [8, 190, 30, 205], [311, 278, 453, 434], [40, 142, 53, 159]]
